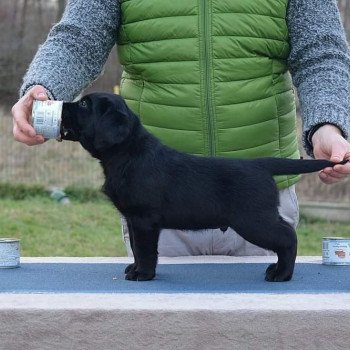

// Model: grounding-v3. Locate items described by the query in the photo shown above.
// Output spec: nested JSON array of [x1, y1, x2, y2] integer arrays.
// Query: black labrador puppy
[[61, 92, 346, 282]]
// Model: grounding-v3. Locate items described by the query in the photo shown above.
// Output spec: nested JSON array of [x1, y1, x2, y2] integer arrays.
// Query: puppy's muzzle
[[60, 103, 80, 141]]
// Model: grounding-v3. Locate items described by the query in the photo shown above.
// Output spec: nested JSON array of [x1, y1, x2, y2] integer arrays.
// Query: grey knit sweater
[[20, 0, 350, 156]]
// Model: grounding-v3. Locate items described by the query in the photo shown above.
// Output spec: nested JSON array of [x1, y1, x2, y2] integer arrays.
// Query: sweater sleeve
[[287, 0, 350, 157], [20, 0, 120, 102]]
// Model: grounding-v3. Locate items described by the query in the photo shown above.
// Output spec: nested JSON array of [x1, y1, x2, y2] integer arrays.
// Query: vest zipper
[[200, 0, 215, 156]]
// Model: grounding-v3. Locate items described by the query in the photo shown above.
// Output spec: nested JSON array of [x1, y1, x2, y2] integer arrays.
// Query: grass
[[0, 198, 126, 257], [0, 182, 107, 202], [297, 215, 350, 255], [1, 196, 350, 257]]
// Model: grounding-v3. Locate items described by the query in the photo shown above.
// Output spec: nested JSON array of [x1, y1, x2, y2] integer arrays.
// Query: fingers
[[12, 102, 36, 139], [12, 124, 45, 146], [12, 85, 49, 145], [319, 172, 342, 184], [312, 126, 350, 184], [329, 145, 348, 164], [319, 161, 350, 184]]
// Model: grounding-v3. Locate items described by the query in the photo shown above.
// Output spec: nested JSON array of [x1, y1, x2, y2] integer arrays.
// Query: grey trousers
[[122, 185, 299, 257]]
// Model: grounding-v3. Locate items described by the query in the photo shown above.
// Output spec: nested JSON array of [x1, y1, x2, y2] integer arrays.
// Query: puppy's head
[[61, 93, 137, 157]]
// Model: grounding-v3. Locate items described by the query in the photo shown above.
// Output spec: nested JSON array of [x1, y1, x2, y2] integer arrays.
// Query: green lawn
[[1, 198, 349, 256], [297, 215, 350, 255], [0, 198, 126, 257]]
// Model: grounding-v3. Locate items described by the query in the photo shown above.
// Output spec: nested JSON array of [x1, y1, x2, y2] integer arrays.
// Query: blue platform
[[1, 261, 349, 294], [1, 258, 350, 350]]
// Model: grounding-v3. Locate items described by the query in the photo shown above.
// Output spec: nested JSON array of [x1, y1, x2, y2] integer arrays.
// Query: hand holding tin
[[12, 85, 48, 146], [31, 100, 63, 141]]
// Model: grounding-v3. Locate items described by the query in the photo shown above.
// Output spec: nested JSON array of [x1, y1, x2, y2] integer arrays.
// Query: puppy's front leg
[[124, 218, 138, 275], [124, 216, 160, 281]]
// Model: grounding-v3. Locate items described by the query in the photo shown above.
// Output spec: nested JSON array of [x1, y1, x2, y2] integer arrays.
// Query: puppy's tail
[[256, 157, 348, 176]]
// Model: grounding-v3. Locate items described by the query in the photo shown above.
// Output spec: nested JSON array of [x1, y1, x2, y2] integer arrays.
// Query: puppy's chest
[[103, 180, 128, 209]]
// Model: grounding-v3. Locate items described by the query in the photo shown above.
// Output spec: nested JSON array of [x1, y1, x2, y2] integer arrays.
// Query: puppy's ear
[[93, 108, 131, 151]]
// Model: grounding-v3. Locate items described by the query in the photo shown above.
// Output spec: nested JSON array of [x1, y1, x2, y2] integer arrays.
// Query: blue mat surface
[[0, 263, 349, 294]]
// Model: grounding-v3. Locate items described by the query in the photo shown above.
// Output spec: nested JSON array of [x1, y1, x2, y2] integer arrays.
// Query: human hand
[[311, 124, 350, 184], [12, 85, 48, 145]]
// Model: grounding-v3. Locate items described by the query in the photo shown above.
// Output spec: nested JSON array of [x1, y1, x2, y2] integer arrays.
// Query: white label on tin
[[32, 100, 63, 139], [322, 240, 350, 265], [0, 241, 20, 267]]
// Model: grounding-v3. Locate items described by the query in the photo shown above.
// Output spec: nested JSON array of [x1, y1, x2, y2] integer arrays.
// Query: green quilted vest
[[117, 0, 300, 188]]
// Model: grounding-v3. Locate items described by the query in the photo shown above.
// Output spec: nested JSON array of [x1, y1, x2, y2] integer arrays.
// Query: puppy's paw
[[265, 263, 292, 282], [125, 263, 137, 274], [265, 263, 277, 281], [125, 269, 155, 281]]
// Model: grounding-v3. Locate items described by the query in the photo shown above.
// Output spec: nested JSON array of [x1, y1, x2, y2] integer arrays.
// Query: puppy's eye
[[79, 100, 88, 109]]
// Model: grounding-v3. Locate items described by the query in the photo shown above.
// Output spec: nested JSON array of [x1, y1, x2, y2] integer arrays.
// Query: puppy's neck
[[99, 123, 157, 176]]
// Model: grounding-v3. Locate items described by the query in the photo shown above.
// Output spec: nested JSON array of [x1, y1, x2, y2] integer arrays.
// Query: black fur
[[61, 93, 347, 282]]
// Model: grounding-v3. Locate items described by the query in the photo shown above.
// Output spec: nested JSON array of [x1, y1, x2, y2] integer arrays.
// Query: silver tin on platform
[[322, 237, 350, 265], [0, 238, 20, 268], [31, 100, 63, 140]]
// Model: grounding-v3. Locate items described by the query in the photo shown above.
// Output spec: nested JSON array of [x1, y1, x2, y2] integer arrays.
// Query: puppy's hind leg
[[232, 214, 297, 282], [264, 217, 297, 282], [124, 216, 160, 281]]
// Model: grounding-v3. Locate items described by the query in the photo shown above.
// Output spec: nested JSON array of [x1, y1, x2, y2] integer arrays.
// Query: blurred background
[[0, 0, 349, 200], [0, 0, 349, 257]]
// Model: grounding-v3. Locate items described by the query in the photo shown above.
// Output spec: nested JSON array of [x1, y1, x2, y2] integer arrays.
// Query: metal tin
[[31, 100, 63, 140], [0, 239, 20, 268], [322, 237, 350, 265]]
